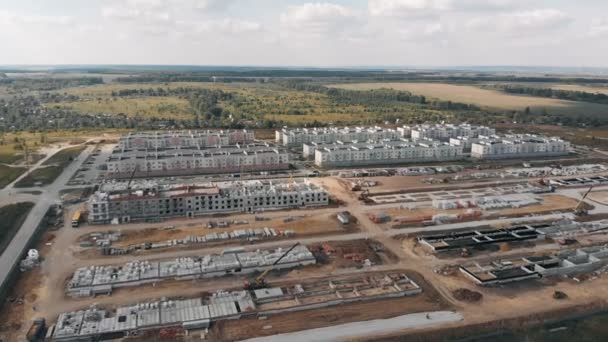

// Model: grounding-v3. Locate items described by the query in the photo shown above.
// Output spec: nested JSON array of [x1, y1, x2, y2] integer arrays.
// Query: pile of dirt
[[452, 288, 483, 302]]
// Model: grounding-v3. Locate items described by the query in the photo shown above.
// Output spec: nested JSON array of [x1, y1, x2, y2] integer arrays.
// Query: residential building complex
[[107, 142, 289, 178], [118, 130, 254, 149], [313, 139, 464, 168], [471, 134, 570, 159], [88, 180, 328, 224], [399, 124, 495, 141], [275, 126, 400, 147]]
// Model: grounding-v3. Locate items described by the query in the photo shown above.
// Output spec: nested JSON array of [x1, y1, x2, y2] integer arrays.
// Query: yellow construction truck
[[71, 210, 82, 228]]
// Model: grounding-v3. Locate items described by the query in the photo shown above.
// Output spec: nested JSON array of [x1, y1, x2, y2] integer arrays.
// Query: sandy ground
[[588, 190, 608, 206]]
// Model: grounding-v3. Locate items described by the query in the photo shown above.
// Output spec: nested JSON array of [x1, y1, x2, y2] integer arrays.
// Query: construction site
[[10, 125, 608, 342]]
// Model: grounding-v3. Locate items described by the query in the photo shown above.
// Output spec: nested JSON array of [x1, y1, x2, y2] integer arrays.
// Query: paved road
[[240, 311, 464, 342], [0, 144, 92, 294]]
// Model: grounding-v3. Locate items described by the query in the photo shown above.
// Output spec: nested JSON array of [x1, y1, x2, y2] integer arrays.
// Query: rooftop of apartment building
[[279, 126, 398, 135], [474, 134, 568, 146], [109, 142, 283, 161], [316, 138, 458, 153]]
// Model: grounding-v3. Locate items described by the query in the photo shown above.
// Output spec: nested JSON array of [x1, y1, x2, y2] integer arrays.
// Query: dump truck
[[71, 210, 82, 228]]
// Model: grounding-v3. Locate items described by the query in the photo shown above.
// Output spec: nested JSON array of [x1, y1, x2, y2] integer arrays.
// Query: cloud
[[368, 0, 523, 17], [0, 10, 72, 27], [589, 18, 608, 37], [467, 9, 571, 35], [399, 22, 445, 41], [280, 2, 361, 36], [188, 18, 262, 34], [368, 0, 450, 17]]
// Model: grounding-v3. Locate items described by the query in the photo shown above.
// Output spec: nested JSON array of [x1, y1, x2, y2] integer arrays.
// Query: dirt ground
[[208, 271, 449, 342], [498, 194, 578, 216], [588, 191, 608, 206], [111, 213, 353, 247], [309, 239, 398, 269]]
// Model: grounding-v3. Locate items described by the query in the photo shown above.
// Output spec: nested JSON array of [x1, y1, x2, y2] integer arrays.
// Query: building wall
[[314, 143, 464, 168], [88, 184, 328, 224], [471, 140, 570, 159]]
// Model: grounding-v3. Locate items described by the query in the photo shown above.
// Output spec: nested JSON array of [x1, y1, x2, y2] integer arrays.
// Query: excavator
[[244, 242, 301, 290], [574, 185, 594, 216]]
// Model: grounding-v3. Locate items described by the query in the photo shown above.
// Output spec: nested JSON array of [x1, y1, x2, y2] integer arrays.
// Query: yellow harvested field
[[329, 82, 608, 115]]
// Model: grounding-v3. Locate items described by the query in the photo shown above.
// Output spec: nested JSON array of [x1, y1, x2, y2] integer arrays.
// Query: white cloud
[[188, 18, 262, 34], [368, 0, 522, 17], [467, 9, 571, 35], [368, 0, 451, 17], [398, 22, 446, 41], [280, 2, 360, 35], [589, 18, 608, 37], [0, 10, 72, 27]]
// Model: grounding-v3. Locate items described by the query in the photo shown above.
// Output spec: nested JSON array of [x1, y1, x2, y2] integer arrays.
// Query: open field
[[15, 146, 84, 187], [47, 96, 193, 120], [329, 82, 608, 116], [56, 82, 442, 125], [0, 164, 26, 189], [0, 130, 116, 165], [0, 202, 34, 256], [42, 145, 86, 166]]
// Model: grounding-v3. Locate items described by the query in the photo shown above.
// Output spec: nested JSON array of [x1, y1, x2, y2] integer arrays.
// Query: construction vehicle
[[358, 189, 371, 203], [244, 242, 301, 290], [71, 210, 82, 228], [574, 185, 594, 216]]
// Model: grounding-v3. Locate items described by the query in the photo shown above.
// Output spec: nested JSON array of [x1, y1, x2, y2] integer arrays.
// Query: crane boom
[[575, 185, 594, 215], [255, 242, 301, 283]]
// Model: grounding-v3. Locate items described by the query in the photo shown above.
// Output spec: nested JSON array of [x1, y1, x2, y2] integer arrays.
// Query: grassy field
[[0, 130, 100, 164], [0, 202, 34, 256], [14, 166, 63, 187], [47, 96, 193, 120], [0, 164, 26, 189], [328, 82, 608, 116], [15, 145, 84, 187], [56, 82, 442, 125], [43, 145, 86, 165]]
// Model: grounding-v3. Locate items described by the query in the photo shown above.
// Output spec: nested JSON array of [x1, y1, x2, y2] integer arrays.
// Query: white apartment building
[[107, 143, 289, 178], [275, 126, 400, 146], [399, 124, 495, 141], [314, 139, 464, 168], [88, 180, 328, 224], [118, 130, 254, 149], [471, 134, 570, 159]]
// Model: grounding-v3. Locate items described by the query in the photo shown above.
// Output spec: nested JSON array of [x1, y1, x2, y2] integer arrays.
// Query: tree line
[[495, 85, 608, 105]]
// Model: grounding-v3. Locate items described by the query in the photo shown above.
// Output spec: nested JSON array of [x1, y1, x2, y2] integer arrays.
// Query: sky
[[0, 0, 607, 67]]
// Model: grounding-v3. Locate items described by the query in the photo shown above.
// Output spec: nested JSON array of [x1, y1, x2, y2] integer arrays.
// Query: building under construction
[[52, 272, 421, 341], [87, 180, 328, 224], [67, 245, 317, 296], [107, 141, 289, 178]]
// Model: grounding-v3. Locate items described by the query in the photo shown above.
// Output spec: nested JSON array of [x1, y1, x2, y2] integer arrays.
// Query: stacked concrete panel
[[67, 245, 317, 294]]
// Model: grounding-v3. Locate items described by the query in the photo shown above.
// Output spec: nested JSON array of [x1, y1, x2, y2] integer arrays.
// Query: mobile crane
[[244, 242, 301, 290]]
